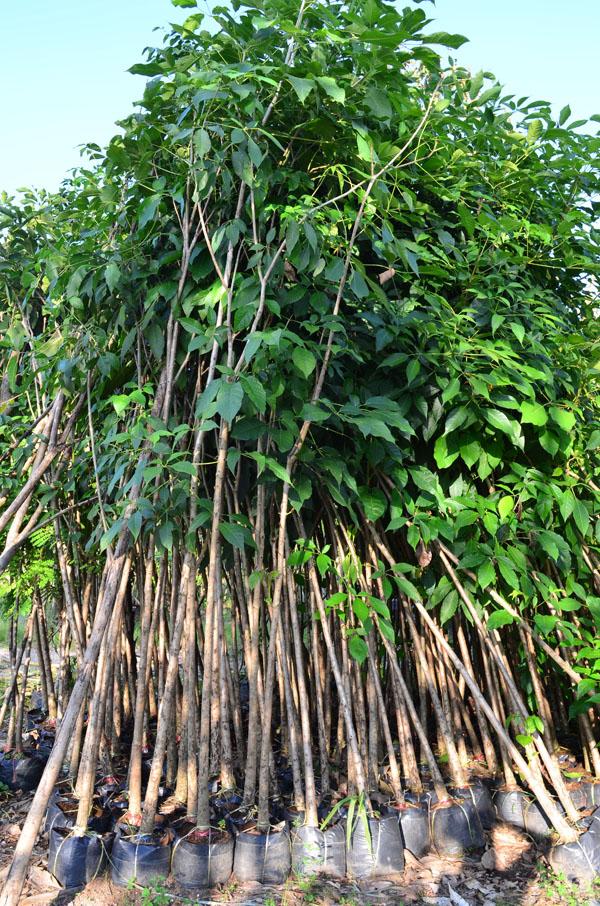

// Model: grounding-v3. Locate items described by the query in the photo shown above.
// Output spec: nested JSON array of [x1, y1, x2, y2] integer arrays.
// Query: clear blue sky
[[0, 0, 598, 196]]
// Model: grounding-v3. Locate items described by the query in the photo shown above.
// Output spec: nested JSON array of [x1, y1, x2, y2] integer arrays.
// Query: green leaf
[[240, 375, 266, 414], [110, 394, 131, 416], [288, 76, 315, 104], [158, 521, 173, 550], [406, 358, 420, 385], [485, 408, 522, 447], [497, 496, 514, 520], [434, 435, 459, 469], [440, 590, 458, 625], [363, 87, 393, 119], [220, 521, 252, 550], [527, 119, 543, 142], [216, 381, 244, 423], [353, 598, 370, 623], [128, 510, 143, 542], [394, 575, 421, 602], [520, 401, 547, 426], [316, 77, 345, 103], [497, 558, 520, 590], [172, 0, 196, 6], [100, 519, 123, 551], [550, 407, 576, 432], [138, 195, 161, 229], [558, 104, 571, 126], [459, 439, 481, 468], [194, 127, 211, 158], [170, 460, 197, 477], [292, 346, 317, 379], [378, 618, 395, 643], [478, 560, 495, 590], [348, 635, 368, 664], [534, 614, 557, 636], [444, 406, 468, 435], [356, 133, 373, 163], [355, 416, 394, 444], [196, 378, 221, 417], [359, 486, 387, 522], [423, 31, 469, 48], [539, 430, 559, 455], [264, 456, 292, 485], [105, 262, 121, 294], [555, 597, 581, 612], [587, 430, 600, 451], [66, 265, 87, 299], [572, 499, 590, 536], [324, 592, 347, 610], [509, 322, 525, 344], [487, 610, 514, 631]]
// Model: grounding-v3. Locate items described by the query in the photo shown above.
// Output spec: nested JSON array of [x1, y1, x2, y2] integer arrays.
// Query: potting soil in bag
[[291, 824, 346, 877], [430, 799, 484, 858], [172, 825, 234, 888], [346, 813, 404, 879], [48, 828, 111, 888], [233, 823, 291, 883], [110, 828, 172, 887], [45, 797, 112, 835]]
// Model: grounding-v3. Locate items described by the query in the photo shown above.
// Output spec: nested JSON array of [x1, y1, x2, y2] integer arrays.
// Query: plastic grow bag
[[493, 788, 553, 839], [26, 708, 47, 729], [0, 753, 46, 792], [110, 828, 172, 887], [233, 823, 291, 884], [430, 799, 484, 858], [452, 782, 495, 831], [565, 781, 588, 811], [290, 824, 346, 878], [45, 797, 112, 835], [550, 815, 600, 884], [48, 828, 111, 888], [346, 813, 404, 879], [171, 825, 234, 888], [395, 802, 430, 858], [582, 780, 600, 808]]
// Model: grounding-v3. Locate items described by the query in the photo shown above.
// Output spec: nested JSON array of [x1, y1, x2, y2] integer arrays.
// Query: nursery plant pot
[[110, 826, 172, 887], [550, 809, 600, 882], [233, 821, 291, 883], [430, 798, 485, 858], [0, 752, 46, 792], [171, 823, 234, 888], [452, 781, 495, 831], [493, 787, 552, 840], [45, 796, 112, 835], [388, 800, 430, 858], [346, 812, 404, 879], [291, 823, 346, 877], [581, 779, 600, 809], [48, 827, 112, 888]]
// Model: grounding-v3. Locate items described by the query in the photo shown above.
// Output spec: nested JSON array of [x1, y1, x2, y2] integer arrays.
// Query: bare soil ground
[[2, 790, 600, 906]]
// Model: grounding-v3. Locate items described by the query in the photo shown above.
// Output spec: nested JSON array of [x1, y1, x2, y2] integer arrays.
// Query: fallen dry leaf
[[378, 267, 396, 285]]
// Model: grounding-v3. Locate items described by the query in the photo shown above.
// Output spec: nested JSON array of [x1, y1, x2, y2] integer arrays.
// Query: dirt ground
[[2, 790, 600, 906]]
